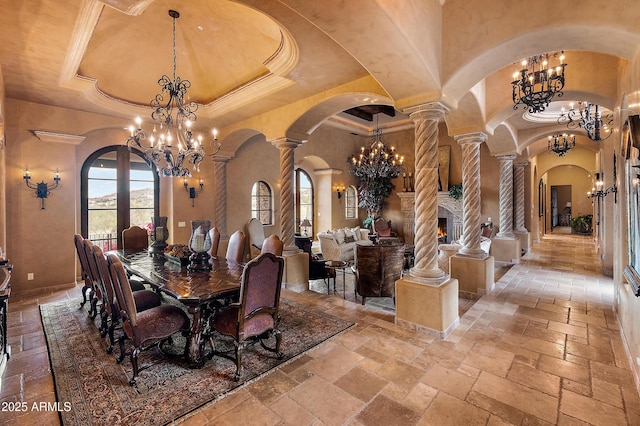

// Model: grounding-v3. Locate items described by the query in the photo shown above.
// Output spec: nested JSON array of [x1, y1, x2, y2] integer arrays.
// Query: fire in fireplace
[[437, 217, 447, 243]]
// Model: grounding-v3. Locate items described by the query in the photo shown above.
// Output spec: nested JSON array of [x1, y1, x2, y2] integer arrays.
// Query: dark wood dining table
[[111, 249, 244, 367]]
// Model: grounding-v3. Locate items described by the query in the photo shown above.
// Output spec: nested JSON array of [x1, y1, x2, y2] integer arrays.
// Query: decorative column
[[271, 138, 303, 251], [496, 154, 517, 239], [455, 132, 488, 258], [212, 155, 231, 239], [513, 161, 528, 232], [408, 103, 449, 283]]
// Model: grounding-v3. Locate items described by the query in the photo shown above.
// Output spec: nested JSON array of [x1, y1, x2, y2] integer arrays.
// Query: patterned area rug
[[41, 298, 354, 425]]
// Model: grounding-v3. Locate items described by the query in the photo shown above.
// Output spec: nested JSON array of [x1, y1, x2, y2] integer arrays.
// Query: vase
[[188, 220, 212, 271], [149, 216, 169, 254]]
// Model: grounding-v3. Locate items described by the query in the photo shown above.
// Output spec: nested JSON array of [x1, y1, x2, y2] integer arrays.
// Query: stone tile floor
[[2, 232, 639, 425]]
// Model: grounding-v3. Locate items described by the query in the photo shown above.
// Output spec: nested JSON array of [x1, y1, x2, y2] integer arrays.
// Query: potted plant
[[570, 214, 593, 235], [449, 183, 463, 200]]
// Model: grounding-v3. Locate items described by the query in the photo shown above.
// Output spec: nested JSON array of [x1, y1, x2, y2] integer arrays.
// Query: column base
[[282, 251, 309, 290], [514, 230, 530, 255], [491, 238, 521, 265], [395, 276, 459, 339], [450, 255, 495, 298]]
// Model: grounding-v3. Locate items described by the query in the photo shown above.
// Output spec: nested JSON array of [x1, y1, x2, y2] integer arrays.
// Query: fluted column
[[408, 103, 449, 283], [212, 155, 231, 239], [271, 138, 303, 251], [514, 161, 528, 232], [455, 132, 488, 258], [496, 154, 517, 239]]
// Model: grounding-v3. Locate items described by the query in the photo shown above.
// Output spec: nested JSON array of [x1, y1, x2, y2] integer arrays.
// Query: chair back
[[122, 226, 148, 251], [226, 230, 246, 263], [74, 234, 91, 285], [355, 243, 404, 299], [238, 253, 284, 337], [373, 218, 392, 237], [91, 244, 116, 314], [106, 253, 138, 327], [261, 234, 283, 256], [244, 218, 265, 259], [208, 227, 221, 257], [82, 239, 102, 298]]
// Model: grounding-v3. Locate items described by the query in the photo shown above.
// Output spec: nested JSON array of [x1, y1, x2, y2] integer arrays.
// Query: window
[[295, 169, 314, 234], [345, 185, 357, 219], [251, 181, 273, 225], [81, 146, 159, 250]]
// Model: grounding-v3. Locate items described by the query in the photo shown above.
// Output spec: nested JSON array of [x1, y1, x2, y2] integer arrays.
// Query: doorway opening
[[551, 185, 572, 230]]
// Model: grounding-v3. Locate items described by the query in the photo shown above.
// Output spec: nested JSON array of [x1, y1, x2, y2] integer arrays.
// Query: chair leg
[[90, 295, 99, 319], [99, 309, 108, 337], [129, 347, 140, 386], [361, 296, 366, 306], [273, 329, 284, 359], [80, 285, 91, 307], [107, 313, 117, 354], [234, 342, 242, 381], [117, 335, 127, 364]]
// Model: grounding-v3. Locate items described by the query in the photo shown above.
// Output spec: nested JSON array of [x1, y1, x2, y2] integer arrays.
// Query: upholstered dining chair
[[354, 242, 405, 305], [106, 253, 190, 386], [226, 230, 246, 264], [244, 218, 265, 260], [81, 239, 103, 320], [261, 234, 284, 256], [91, 245, 161, 353], [208, 252, 285, 381], [122, 226, 149, 252], [207, 227, 221, 257], [74, 234, 94, 310]]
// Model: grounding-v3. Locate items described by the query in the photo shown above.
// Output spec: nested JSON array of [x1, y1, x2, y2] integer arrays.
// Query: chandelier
[[547, 133, 575, 157], [126, 10, 220, 177], [349, 116, 405, 179], [512, 52, 566, 113], [557, 102, 613, 142]]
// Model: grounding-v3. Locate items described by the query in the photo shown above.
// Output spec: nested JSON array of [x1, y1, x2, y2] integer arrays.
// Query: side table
[[324, 260, 348, 298]]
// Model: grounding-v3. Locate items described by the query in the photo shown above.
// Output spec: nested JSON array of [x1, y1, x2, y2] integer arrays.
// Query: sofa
[[317, 227, 373, 262]]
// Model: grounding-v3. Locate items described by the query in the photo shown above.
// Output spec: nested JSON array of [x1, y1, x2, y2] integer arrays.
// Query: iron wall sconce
[[23, 168, 60, 210], [335, 184, 345, 202], [184, 177, 204, 207], [587, 172, 617, 200]]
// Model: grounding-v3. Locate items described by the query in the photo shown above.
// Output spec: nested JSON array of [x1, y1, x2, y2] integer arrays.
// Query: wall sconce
[[183, 177, 204, 207], [300, 218, 312, 236], [587, 172, 616, 200], [335, 184, 345, 202], [23, 168, 60, 210]]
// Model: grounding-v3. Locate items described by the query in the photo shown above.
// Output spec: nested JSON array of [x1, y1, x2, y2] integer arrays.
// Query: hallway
[[2, 232, 638, 425]]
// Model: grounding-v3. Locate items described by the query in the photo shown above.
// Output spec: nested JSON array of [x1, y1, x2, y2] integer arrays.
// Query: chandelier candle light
[[512, 51, 566, 113], [558, 102, 613, 142], [126, 10, 220, 177], [548, 133, 576, 157]]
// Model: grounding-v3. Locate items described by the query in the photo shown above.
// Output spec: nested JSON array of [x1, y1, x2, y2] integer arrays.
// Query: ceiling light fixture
[[126, 10, 220, 177], [548, 133, 575, 157], [512, 51, 566, 113], [349, 115, 405, 180], [557, 102, 613, 142]]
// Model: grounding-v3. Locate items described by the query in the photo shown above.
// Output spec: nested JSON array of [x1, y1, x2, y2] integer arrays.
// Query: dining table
[[111, 249, 244, 368]]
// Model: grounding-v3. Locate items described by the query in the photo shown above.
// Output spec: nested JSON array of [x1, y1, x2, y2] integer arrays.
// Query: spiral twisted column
[[496, 154, 517, 239], [212, 155, 231, 239], [272, 138, 303, 250], [408, 103, 449, 283], [455, 132, 488, 258], [514, 161, 528, 232]]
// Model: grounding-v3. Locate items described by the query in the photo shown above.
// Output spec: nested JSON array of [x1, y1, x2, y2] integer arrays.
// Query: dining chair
[[122, 226, 149, 252], [207, 227, 221, 257], [106, 253, 190, 386], [74, 234, 94, 310], [225, 230, 246, 263], [81, 239, 103, 320], [261, 234, 283, 256], [208, 252, 284, 381], [91, 245, 162, 353]]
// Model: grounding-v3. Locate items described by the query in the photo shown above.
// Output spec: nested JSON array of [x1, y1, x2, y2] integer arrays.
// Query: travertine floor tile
[[560, 389, 627, 426], [420, 392, 490, 426]]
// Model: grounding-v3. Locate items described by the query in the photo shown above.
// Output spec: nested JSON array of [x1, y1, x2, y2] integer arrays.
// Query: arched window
[[295, 169, 314, 235], [81, 146, 159, 250], [251, 181, 273, 225], [345, 185, 358, 219]]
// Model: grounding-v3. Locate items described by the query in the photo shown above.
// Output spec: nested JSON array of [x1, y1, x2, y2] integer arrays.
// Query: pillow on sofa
[[344, 228, 356, 241], [334, 229, 346, 244]]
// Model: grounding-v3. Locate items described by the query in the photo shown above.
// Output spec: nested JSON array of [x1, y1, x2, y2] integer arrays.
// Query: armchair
[[354, 242, 404, 305], [373, 218, 396, 239], [208, 252, 285, 381]]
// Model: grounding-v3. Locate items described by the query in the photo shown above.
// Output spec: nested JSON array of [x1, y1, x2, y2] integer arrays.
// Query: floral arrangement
[[165, 244, 190, 258]]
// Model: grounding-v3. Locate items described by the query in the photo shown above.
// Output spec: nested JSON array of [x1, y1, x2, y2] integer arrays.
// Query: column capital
[[404, 102, 449, 122], [513, 161, 529, 168], [211, 155, 232, 163], [496, 153, 517, 162], [270, 137, 305, 150], [454, 132, 488, 145]]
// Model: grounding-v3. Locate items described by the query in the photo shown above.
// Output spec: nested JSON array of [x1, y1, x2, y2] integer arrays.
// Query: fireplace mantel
[[397, 192, 463, 245]]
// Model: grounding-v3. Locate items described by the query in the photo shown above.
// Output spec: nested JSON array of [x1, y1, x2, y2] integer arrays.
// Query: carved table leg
[[185, 306, 205, 368]]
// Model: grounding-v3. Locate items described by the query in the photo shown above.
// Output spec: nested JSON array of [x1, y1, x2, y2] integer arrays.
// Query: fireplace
[[396, 191, 463, 245], [437, 218, 447, 243]]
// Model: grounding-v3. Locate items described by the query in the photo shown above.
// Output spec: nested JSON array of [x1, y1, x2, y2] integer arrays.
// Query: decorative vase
[[149, 216, 169, 254], [188, 220, 212, 271]]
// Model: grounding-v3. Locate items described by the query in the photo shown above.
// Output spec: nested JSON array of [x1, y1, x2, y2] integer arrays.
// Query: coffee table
[[324, 260, 348, 298]]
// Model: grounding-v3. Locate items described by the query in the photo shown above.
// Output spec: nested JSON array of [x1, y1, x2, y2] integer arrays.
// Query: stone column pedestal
[[491, 238, 521, 265], [515, 231, 530, 257], [395, 277, 459, 339], [450, 255, 495, 298]]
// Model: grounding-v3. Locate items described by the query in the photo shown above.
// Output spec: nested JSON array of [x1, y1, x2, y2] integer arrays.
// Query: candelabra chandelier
[[557, 102, 613, 142], [126, 10, 220, 177], [547, 133, 575, 157], [349, 116, 405, 179], [512, 51, 566, 113]]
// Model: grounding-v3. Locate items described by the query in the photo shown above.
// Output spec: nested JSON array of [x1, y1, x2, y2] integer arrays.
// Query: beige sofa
[[317, 227, 373, 262]]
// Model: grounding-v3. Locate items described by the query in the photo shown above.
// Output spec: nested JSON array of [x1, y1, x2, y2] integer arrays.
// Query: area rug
[[41, 298, 354, 425]]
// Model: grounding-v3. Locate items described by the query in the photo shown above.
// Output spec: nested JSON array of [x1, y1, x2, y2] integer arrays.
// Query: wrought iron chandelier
[[547, 133, 575, 157], [349, 115, 405, 180], [557, 102, 613, 142], [512, 52, 566, 113], [126, 10, 220, 177]]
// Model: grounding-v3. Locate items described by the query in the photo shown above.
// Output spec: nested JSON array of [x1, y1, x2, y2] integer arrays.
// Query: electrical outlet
[[27, 273, 34, 280], [178, 221, 186, 227]]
